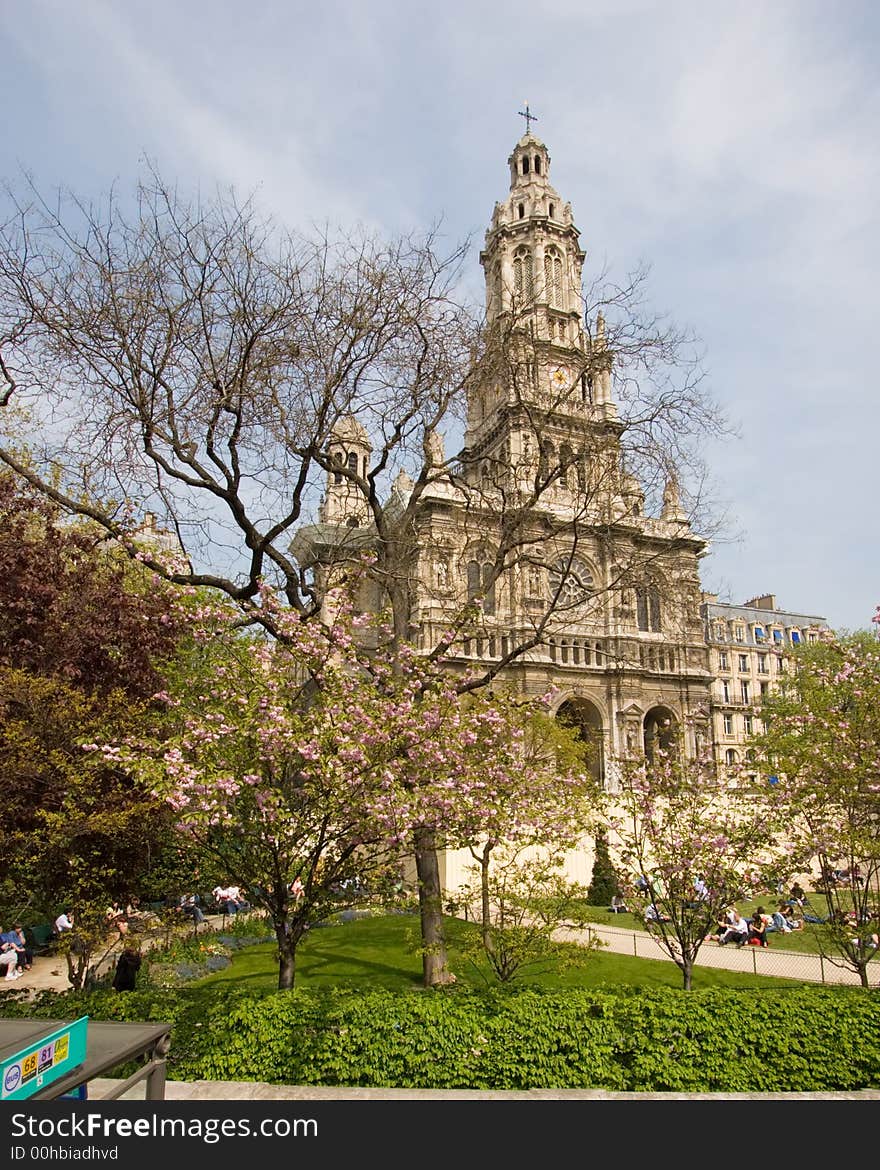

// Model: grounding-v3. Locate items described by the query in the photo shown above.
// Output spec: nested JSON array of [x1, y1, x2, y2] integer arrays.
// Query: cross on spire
[[518, 102, 538, 135]]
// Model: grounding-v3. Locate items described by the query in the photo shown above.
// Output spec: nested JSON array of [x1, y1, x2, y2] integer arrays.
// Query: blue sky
[[3, 0, 877, 632]]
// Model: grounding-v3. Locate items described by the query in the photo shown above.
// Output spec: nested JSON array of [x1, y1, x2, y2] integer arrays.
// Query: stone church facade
[[292, 129, 823, 891]]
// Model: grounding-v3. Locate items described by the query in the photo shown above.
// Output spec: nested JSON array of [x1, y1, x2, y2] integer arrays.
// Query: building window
[[558, 444, 572, 488], [755, 625, 766, 641], [791, 630, 801, 644], [522, 157, 530, 175], [721, 680, 730, 703], [723, 714, 734, 735], [744, 714, 754, 735], [725, 749, 737, 766], [735, 625, 745, 643], [741, 680, 750, 704], [738, 654, 748, 672], [776, 656, 784, 673], [719, 651, 729, 671], [548, 202, 555, 218], [757, 654, 768, 673], [518, 202, 525, 219], [760, 681, 769, 698], [346, 451, 358, 476], [534, 155, 541, 174], [548, 557, 594, 607], [544, 249, 563, 309], [513, 249, 533, 299], [636, 585, 661, 632], [332, 451, 343, 484], [772, 628, 783, 644], [467, 560, 495, 616]]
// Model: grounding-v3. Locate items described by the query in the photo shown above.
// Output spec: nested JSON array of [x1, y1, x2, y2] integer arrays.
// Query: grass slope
[[196, 912, 804, 992]]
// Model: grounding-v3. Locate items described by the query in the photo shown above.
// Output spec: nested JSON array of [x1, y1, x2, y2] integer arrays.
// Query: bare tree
[[0, 170, 728, 986]]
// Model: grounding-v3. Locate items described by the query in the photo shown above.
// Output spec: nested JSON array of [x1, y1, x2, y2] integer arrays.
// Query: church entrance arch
[[556, 698, 605, 785], [643, 706, 678, 762]]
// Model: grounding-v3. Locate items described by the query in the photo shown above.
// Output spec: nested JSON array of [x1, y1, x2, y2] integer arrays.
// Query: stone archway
[[556, 698, 605, 785], [643, 705, 678, 762]]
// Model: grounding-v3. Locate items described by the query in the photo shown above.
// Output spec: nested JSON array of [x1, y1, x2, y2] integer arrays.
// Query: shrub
[[587, 832, 620, 907], [1, 985, 877, 1091]]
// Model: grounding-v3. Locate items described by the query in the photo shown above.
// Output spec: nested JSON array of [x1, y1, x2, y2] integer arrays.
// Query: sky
[[2, 0, 878, 633]]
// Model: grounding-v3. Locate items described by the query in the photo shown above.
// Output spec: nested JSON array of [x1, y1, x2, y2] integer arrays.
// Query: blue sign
[[1, 1017, 88, 1101]]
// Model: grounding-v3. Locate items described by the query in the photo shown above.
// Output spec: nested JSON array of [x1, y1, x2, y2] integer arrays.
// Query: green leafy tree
[[0, 476, 192, 933], [454, 849, 600, 984], [586, 831, 620, 907]]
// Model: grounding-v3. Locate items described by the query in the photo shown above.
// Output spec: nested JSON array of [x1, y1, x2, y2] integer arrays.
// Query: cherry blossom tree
[[606, 740, 801, 989], [756, 626, 880, 987], [105, 583, 596, 989]]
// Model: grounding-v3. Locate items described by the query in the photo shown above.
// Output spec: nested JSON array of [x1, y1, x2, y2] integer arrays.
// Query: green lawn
[[195, 912, 805, 992]]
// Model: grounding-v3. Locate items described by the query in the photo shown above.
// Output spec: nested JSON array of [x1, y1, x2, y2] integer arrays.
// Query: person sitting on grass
[[788, 882, 806, 907], [747, 907, 769, 947], [718, 909, 749, 946], [644, 902, 671, 925], [609, 894, 630, 914]]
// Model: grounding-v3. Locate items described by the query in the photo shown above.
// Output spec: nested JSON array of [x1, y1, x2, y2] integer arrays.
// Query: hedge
[[2, 985, 878, 1091]]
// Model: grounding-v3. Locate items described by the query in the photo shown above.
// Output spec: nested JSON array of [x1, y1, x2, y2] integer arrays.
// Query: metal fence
[[559, 922, 880, 988]]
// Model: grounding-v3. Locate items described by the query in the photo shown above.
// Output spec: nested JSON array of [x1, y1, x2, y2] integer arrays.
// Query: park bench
[[24, 923, 56, 955]]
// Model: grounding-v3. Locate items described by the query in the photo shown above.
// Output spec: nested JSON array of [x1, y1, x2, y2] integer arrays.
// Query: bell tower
[[466, 120, 620, 504]]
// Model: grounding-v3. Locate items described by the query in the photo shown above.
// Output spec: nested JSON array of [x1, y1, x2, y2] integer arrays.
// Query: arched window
[[558, 444, 573, 488], [466, 560, 495, 616], [518, 202, 525, 219], [331, 451, 343, 485], [725, 749, 738, 766], [522, 157, 530, 175], [544, 248, 563, 309], [513, 248, 533, 300], [636, 584, 662, 632], [534, 156, 541, 174], [346, 452, 358, 476], [548, 202, 555, 218]]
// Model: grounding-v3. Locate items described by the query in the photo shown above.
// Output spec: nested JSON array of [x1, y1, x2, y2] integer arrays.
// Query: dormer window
[[522, 157, 530, 175]]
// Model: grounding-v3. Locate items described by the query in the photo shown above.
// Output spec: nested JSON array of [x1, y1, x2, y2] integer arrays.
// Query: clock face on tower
[[551, 366, 569, 388]]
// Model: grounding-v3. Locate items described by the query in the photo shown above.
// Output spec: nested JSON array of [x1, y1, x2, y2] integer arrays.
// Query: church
[[291, 124, 826, 890]]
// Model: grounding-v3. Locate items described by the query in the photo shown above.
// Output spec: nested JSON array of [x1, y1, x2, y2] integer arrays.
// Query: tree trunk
[[414, 826, 454, 987], [479, 843, 495, 957], [275, 918, 301, 990]]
